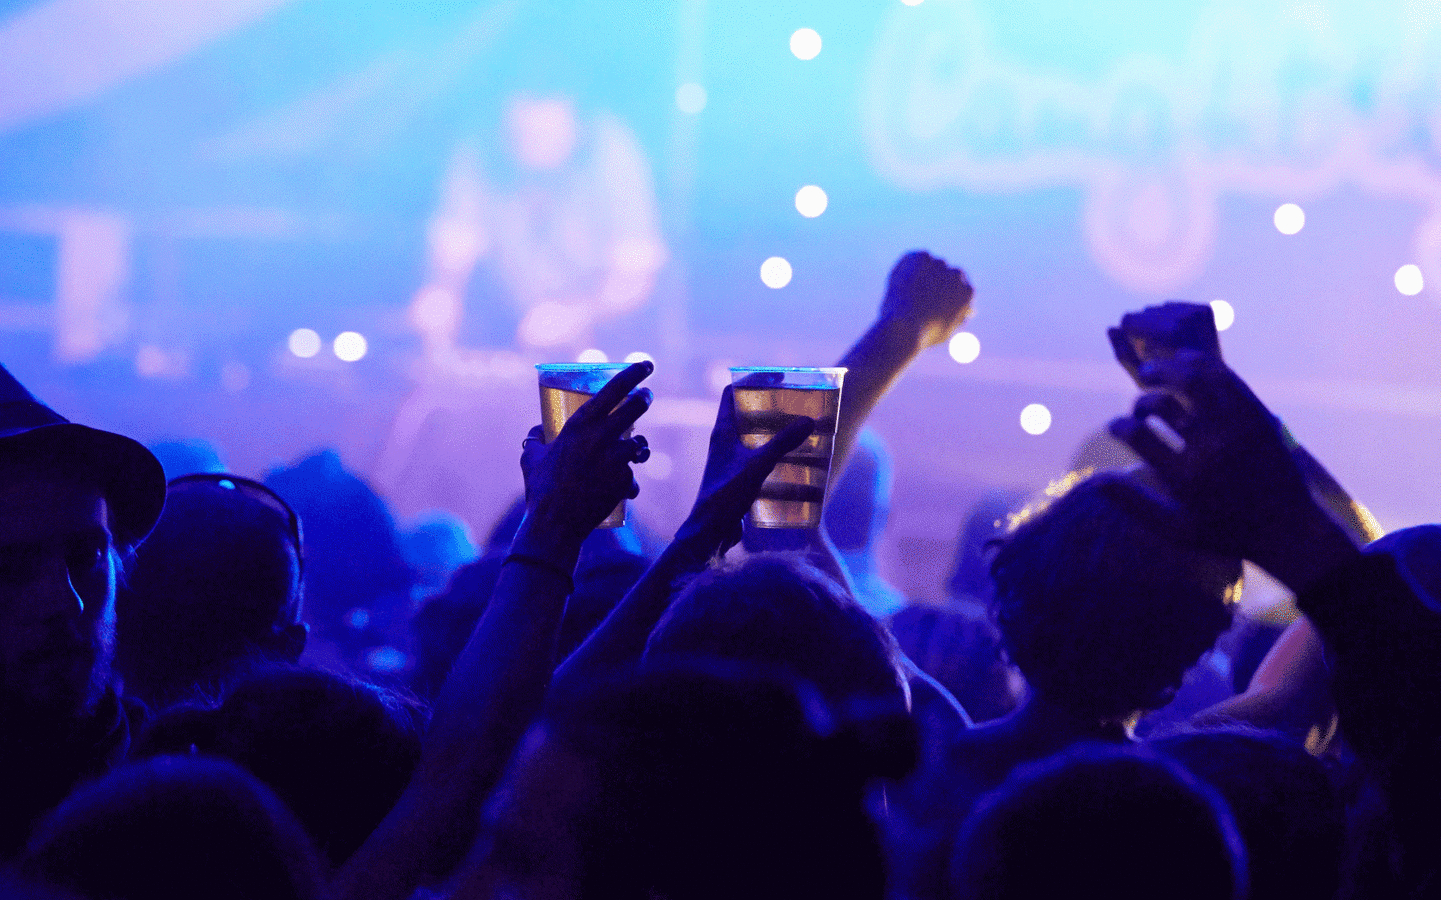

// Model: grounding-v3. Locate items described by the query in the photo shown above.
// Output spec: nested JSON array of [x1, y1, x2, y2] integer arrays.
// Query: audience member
[[1106, 334, 1441, 892], [942, 490, 1025, 610], [7, 256, 1441, 900], [265, 450, 413, 678], [646, 553, 908, 707], [948, 743, 1246, 900], [886, 469, 1241, 900], [115, 474, 306, 707], [823, 428, 906, 617], [888, 603, 1020, 725], [400, 510, 479, 603], [1152, 727, 1345, 900], [410, 498, 649, 700], [454, 659, 916, 900], [331, 361, 660, 900], [0, 364, 166, 858], [134, 665, 426, 869], [22, 755, 324, 900], [956, 471, 1238, 799]]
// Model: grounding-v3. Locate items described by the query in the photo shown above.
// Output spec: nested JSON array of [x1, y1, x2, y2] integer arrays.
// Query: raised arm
[[747, 251, 974, 581], [831, 250, 973, 472], [331, 361, 653, 900], [1109, 302, 1383, 545], [1106, 349, 1441, 892], [551, 386, 814, 692], [1108, 303, 1378, 742]]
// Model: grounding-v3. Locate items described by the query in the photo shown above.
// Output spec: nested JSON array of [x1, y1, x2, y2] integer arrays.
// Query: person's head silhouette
[[115, 474, 307, 707], [0, 362, 165, 854], [990, 471, 1240, 724], [0, 363, 164, 724]]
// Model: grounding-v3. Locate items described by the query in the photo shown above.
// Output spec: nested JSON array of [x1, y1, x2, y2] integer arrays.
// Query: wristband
[[503, 553, 575, 586]]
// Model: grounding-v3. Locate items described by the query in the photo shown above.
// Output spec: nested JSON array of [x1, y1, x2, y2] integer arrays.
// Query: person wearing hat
[[0, 362, 166, 858]]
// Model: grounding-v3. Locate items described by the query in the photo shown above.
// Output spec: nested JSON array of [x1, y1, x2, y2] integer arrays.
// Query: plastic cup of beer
[[536, 362, 631, 528], [729, 366, 846, 528]]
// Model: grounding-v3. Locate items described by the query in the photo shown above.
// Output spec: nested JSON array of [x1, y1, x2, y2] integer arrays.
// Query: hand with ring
[[520, 361, 655, 543]]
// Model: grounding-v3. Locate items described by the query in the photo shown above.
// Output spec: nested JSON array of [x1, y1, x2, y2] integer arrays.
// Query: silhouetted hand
[[676, 385, 815, 558], [520, 361, 653, 544], [1108, 301, 1224, 387], [879, 251, 975, 351], [1104, 351, 1351, 585]]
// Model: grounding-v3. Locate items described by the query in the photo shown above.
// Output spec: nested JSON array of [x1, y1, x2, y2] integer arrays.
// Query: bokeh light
[[1020, 403, 1052, 435], [790, 28, 821, 60], [521, 302, 585, 347], [675, 82, 707, 114], [707, 360, 735, 395], [577, 348, 609, 363], [288, 328, 321, 358], [1210, 299, 1235, 331], [333, 331, 368, 362], [901, 0, 924, 5], [795, 185, 828, 218], [366, 646, 408, 673], [409, 286, 460, 334], [760, 256, 793, 289], [1274, 203, 1305, 235], [948, 331, 981, 363], [136, 345, 167, 377], [1395, 264, 1424, 296], [624, 351, 654, 364]]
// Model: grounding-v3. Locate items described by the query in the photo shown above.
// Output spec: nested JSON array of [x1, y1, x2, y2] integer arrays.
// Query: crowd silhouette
[[1, 251, 1438, 899]]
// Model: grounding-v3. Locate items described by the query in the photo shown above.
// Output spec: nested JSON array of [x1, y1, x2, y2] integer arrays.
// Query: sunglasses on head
[[166, 473, 303, 564]]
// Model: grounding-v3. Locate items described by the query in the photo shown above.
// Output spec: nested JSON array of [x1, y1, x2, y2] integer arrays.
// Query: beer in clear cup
[[729, 366, 846, 528]]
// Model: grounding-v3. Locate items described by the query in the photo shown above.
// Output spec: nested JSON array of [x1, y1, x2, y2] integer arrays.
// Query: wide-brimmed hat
[[0, 363, 165, 547]]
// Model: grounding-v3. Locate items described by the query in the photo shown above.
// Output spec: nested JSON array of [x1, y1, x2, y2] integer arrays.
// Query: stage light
[[676, 82, 707, 114], [522, 302, 585, 347], [288, 328, 321, 358], [790, 28, 821, 60], [707, 360, 735, 395], [333, 331, 368, 362], [760, 256, 793, 289], [410, 286, 459, 334], [366, 646, 408, 673], [624, 351, 654, 364], [577, 348, 609, 363], [1210, 299, 1235, 331], [1020, 403, 1052, 435], [795, 185, 828, 218], [1274, 203, 1305, 235], [948, 331, 980, 363], [1396, 264, 1424, 295]]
